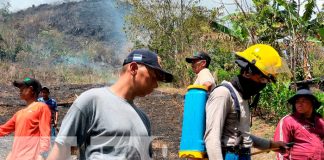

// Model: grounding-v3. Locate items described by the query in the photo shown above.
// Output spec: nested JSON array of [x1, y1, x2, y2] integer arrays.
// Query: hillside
[[11, 0, 129, 48], [0, 0, 131, 84]]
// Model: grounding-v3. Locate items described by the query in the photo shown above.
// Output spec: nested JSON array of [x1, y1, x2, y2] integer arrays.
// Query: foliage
[[212, 0, 324, 81], [308, 47, 324, 78], [258, 82, 295, 122], [0, 2, 11, 22], [125, 0, 225, 86], [314, 91, 324, 117], [204, 40, 239, 83]]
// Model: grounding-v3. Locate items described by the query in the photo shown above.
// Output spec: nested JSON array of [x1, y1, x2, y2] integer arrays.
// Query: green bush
[[216, 69, 237, 82], [314, 91, 324, 118], [258, 82, 295, 122]]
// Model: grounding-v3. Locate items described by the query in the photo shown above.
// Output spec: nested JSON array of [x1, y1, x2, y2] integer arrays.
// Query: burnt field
[[0, 83, 184, 159], [0, 83, 276, 159]]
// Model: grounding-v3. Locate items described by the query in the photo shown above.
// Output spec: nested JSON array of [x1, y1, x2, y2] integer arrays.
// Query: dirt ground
[[0, 83, 276, 159]]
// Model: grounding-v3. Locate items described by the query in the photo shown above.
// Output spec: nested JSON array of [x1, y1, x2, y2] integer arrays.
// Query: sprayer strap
[[213, 83, 241, 121]]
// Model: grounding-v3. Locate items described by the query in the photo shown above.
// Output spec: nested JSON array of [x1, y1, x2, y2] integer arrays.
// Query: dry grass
[[0, 62, 118, 85], [157, 87, 187, 95], [251, 117, 277, 160]]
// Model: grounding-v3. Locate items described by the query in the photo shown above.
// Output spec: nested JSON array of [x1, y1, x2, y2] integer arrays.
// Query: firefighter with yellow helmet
[[204, 44, 290, 160]]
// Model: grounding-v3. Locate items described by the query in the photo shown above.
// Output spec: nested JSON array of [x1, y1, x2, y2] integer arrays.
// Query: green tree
[[124, 0, 221, 86], [210, 0, 323, 81]]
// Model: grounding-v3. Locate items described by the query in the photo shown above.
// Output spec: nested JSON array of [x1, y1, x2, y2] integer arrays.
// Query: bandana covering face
[[231, 75, 266, 99]]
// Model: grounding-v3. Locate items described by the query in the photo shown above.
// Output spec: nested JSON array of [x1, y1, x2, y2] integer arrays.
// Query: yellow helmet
[[235, 44, 282, 79]]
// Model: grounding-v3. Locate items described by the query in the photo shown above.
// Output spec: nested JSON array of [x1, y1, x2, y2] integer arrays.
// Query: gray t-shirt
[[56, 87, 152, 160]]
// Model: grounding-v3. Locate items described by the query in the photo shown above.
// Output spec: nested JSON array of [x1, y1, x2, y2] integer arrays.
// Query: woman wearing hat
[[274, 87, 324, 160]]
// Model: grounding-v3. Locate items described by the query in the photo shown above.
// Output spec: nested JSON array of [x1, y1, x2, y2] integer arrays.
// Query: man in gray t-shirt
[[47, 49, 173, 160]]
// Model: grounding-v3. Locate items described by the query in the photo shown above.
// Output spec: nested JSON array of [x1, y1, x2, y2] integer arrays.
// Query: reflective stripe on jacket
[[274, 114, 324, 160]]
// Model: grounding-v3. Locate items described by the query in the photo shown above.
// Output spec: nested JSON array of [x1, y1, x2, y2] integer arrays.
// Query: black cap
[[13, 77, 42, 95], [123, 49, 173, 83], [288, 88, 321, 109], [185, 51, 211, 67]]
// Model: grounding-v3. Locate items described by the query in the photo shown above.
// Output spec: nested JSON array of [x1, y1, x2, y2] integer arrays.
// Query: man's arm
[[54, 112, 59, 127], [251, 135, 286, 150], [204, 88, 231, 160], [48, 103, 87, 159], [199, 69, 215, 92], [47, 142, 71, 160], [53, 100, 59, 126], [0, 114, 16, 136], [202, 81, 213, 92]]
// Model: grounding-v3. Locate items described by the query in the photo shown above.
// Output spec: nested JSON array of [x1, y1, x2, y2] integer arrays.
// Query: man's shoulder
[[73, 87, 112, 109], [84, 87, 107, 93], [33, 102, 51, 112], [211, 82, 232, 94], [34, 101, 48, 107], [78, 87, 108, 98], [280, 114, 295, 123], [199, 68, 212, 75], [50, 98, 57, 102]]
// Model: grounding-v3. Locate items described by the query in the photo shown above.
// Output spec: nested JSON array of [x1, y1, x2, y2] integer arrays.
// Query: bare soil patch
[[0, 84, 276, 159]]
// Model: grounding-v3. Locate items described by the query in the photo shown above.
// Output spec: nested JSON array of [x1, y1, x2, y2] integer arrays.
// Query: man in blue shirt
[[38, 87, 58, 137]]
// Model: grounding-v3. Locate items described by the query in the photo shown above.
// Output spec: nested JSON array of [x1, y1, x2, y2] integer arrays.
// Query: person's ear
[[201, 60, 207, 67], [242, 70, 252, 78], [129, 62, 139, 76]]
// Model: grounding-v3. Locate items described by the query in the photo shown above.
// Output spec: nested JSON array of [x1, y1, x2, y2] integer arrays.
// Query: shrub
[[257, 82, 295, 122], [314, 91, 324, 118]]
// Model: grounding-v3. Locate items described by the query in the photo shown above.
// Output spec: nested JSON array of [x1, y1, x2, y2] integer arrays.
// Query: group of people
[[185, 44, 323, 160], [0, 45, 322, 160], [0, 78, 58, 160]]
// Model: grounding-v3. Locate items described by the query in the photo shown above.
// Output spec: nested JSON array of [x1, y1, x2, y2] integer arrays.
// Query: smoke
[[2, 0, 134, 84], [5, 0, 133, 58]]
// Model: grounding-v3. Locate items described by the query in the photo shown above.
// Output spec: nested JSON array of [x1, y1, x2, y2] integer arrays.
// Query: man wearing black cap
[[47, 49, 173, 160], [186, 51, 215, 92], [0, 77, 51, 160], [274, 87, 324, 160]]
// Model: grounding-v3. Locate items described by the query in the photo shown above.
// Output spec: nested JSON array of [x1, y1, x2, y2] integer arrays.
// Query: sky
[[199, 0, 324, 15], [2, 0, 80, 12], [3, 0, 323, 15]]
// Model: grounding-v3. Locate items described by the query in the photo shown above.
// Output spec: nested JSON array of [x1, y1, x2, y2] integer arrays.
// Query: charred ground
[[0, 83, 184, 159]]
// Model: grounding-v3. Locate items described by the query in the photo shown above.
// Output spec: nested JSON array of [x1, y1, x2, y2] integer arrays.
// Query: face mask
[[232, 75, 267, 99]]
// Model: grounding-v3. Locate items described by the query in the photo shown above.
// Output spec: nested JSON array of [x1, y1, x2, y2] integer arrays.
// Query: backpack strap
[[212, 83, 241, 121], [211, 83, 243, 149]]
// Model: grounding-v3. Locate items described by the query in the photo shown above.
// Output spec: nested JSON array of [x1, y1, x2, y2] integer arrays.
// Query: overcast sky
[[3, 0, 80, 12]]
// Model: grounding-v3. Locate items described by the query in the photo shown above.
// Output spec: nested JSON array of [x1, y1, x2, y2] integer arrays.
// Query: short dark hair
[[41, 87, 50, 93]]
